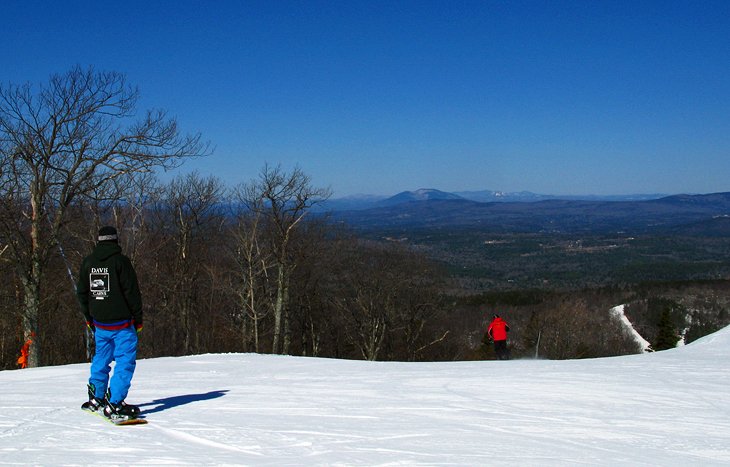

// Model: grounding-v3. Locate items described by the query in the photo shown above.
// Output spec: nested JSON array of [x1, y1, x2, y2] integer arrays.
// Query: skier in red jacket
[[487, 314, 511, 360]]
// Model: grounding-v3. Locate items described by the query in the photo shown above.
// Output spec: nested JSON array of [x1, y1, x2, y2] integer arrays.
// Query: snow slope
[[1, 327, 730, 466]]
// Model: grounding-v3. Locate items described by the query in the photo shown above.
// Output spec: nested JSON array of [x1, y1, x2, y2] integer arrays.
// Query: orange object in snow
[[17, 337, 33, 368]]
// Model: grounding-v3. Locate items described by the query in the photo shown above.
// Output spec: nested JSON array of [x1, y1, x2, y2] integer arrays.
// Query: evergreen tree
[[653, 308, 678, 351]]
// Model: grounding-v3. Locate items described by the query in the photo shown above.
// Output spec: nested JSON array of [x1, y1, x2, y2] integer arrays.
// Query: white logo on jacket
[[90, 273, 110, 300]]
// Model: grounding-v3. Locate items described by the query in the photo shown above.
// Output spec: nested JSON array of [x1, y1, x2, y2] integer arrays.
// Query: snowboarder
[[487, 314, 511, 360], [77, 226, 143, 420]]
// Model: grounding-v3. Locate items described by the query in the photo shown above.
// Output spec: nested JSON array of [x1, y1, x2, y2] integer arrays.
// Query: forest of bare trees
[[0, 162, 458, 368], [2, 68, 728, 370]]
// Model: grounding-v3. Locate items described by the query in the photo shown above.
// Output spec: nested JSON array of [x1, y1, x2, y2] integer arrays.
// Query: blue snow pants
[[89, 326, 138, 404]]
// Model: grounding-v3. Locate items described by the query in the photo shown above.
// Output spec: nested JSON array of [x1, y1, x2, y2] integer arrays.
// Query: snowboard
[[81, 402, 148, 426]]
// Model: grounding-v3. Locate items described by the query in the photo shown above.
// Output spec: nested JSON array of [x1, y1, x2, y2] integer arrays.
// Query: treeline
[[452, 280, 730, 360], [0, 166, 457, 368], [3, 67, 729, 370], [2, 168, 730, 369]]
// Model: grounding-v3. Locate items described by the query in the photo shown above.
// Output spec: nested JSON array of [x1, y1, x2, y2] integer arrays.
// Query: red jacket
[[488, 316, 510, 341]]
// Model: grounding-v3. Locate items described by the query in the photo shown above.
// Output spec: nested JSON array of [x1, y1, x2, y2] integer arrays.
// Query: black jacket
[[76, 241, 143, 326]]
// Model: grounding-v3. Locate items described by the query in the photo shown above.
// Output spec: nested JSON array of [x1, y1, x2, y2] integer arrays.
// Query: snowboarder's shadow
[[139, 390, 229, 415]]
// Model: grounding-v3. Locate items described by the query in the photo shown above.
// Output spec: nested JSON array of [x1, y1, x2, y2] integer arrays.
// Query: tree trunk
[[253, 314, 260, 353], [20, 187, 45, 368], [272, 264, 285, 354], [282, 279, 291, 355], [20, 275, 41, 368]]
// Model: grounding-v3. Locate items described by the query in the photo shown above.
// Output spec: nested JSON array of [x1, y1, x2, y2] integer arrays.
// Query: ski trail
[[610, 304, 652, 352], [151, 423, 263, 456]]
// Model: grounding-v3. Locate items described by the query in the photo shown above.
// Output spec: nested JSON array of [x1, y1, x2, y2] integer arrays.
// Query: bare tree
[[272, 215, 335, 357], [326, 239, 450, 361], [227, 182, 275, 352], [329, 242, 396, 361], [0, 67, 208, 367], [524, 295, 637, 360], [159, 171, 225, 354], [244, 164, 331, 354], [392, 253, 447, 361]]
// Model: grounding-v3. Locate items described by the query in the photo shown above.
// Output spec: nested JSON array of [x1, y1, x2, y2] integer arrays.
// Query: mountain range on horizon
[[325, 189, 730, 235], [322, 187, 671, 211]]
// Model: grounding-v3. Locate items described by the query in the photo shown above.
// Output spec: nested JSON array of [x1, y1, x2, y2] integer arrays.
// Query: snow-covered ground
[[2, 326, 729, 466]]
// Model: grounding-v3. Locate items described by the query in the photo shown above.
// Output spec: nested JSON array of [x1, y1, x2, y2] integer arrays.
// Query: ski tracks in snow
[[151, 422, 264, 456]]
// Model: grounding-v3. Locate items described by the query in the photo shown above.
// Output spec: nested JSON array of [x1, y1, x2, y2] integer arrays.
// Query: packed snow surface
[[2, 326, 730, 466]]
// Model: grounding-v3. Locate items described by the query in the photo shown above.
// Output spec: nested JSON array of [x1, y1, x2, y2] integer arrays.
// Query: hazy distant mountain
[[320, 188, 464, 211], [380, 188, 465, 205], [331, 192, 730, 235], [453, 190, 668, 203], [320, 188, 669, 211], [453, 190, 546, 202]]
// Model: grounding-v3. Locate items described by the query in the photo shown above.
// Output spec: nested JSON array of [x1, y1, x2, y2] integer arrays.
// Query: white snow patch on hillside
[[610, 304, 653, 352], [1, 326, 730, 466]]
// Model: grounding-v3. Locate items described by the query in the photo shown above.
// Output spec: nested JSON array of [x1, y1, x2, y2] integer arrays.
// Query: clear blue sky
[[2, 0, 729, 197]]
